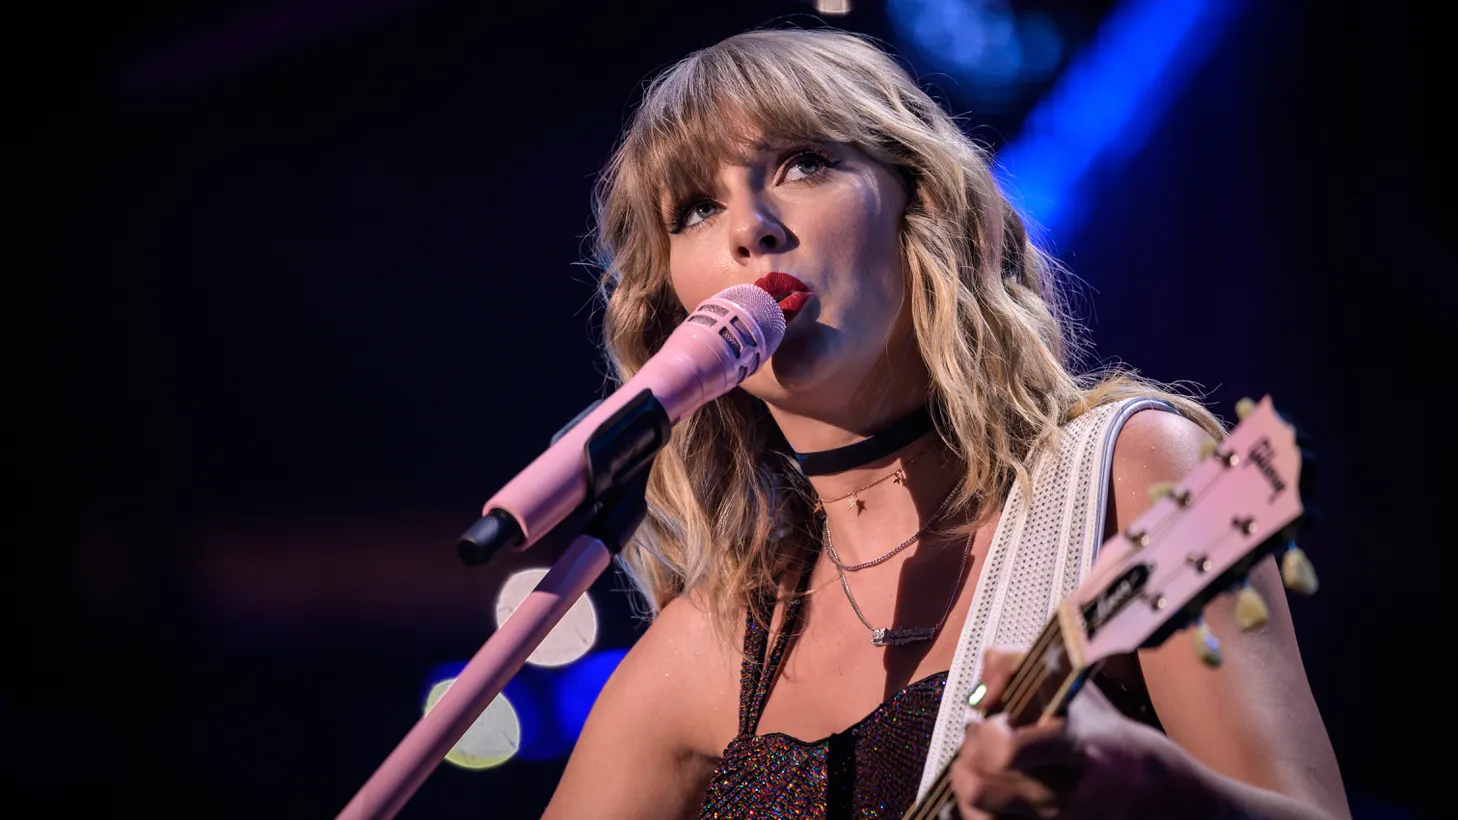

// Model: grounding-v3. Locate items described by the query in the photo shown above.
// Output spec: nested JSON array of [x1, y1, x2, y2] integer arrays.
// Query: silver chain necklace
[[826, 522, 973, 647], [823, 486, 957, 572]]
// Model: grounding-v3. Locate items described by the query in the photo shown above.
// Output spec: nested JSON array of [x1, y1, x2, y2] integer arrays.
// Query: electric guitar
[[902, 394, 1321, 819]]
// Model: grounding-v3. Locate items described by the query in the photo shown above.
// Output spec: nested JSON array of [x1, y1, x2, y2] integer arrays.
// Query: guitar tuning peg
[[1146, 481, 1174, 503], [1281, 544, 1319, 595], [1193, 618, 1222, 667], [1235, 582, 1270, 631], [1235, 397, 1257, 419]]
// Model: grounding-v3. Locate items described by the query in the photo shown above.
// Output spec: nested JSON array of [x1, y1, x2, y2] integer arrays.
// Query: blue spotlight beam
[[993, 0, 1240, 242], [553, 649, 627, 742]]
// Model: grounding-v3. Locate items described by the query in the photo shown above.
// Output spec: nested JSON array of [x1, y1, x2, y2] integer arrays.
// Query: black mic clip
[[456, 388, 670, 567]]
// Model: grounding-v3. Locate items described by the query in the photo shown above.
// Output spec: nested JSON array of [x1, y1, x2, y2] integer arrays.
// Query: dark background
[[11, 0, 1448, 817]]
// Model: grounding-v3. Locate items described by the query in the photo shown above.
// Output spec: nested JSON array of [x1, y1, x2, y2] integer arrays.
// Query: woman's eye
[[784, 153, 827, 181], [681, 201, 720, 229]]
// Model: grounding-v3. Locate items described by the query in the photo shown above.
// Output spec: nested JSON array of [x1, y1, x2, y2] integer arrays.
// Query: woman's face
[[664, 134, 914, 419]]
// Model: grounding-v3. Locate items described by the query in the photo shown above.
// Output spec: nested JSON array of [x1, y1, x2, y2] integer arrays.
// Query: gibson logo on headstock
[[1247, 437, 1287, 501], [1083, 563, 1150, 638]]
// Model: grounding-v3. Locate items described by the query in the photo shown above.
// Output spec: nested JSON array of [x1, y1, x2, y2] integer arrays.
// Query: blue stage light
[[552, 648, 628, 742], [992, 0, 1239, 241], [888, 0, 1066, 111]]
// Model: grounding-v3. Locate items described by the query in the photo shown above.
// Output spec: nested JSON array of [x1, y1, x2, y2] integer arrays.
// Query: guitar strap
[[915, 396, 1176, 801]]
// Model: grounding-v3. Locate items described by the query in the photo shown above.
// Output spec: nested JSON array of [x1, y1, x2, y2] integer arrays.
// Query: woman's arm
[[1106, 408, 1351, 819], [542, 591, 737, 820]]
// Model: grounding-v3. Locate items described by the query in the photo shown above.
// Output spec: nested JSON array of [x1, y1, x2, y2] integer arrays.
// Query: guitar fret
[[906, 614, 1081, 820], [999, 622, 1078, 727], [985, 618, 1057, 711]]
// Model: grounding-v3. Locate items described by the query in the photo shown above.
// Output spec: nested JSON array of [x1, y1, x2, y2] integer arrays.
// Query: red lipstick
[[777, 291, 812, 321], [753, 272, 813, 322], [755, 272, 809, 300]]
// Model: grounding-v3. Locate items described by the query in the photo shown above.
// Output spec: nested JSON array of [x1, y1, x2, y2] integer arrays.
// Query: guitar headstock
[[910, 396, 1324, 820], [1071, 395, 1318, 669]]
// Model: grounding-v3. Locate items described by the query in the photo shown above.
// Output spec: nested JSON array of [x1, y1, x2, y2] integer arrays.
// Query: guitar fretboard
[[902, 611, 1085, 819]]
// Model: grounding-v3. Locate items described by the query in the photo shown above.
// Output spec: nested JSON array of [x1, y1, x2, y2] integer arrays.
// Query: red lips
[[755, 272, 808, 300], [754, 272, 813, 322]]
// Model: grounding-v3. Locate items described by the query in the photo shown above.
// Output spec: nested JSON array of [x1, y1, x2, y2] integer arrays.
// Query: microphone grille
[[715, 283, 787, 352]]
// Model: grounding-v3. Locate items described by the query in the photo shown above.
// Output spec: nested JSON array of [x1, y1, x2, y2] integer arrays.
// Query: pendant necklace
[[826, 519, 973, 647]]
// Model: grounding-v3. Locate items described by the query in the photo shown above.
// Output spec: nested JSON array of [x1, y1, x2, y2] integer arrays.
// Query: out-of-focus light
[[992, 0, 1236, 240], [422, 678, 520, 770], [814, 1, 851, 15], [553, 648, 628, 742], [888, 0, 1066, 111], [495, 568, 599, 667], [424, 661, 566, 761]]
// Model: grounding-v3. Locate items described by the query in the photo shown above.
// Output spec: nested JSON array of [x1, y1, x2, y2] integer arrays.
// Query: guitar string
[[905, 765, 950, 820], [907, 671, 1045, 818], [904, 455, 1253, 819], [900, 601, 1064, 819], [909, 524, 1252, 818], [908, 772, 955, 820], [905, 621, 1062, 820], [998, 462, 1251, 731], [911, 537, 1263, 817], [907, 622, 1068, 820], [905, 548, 1100, 819], [993, 617, 1061, 718], [967, 621, 1060, 746], [995, 454, 1237, 719]]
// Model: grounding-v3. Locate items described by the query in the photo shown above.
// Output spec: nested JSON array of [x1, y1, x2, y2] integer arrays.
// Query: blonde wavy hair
[[589, 27, 1222, 640]]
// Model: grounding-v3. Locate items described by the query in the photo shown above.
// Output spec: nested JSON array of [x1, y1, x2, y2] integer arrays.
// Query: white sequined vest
[[915, 396, 1173, 800]]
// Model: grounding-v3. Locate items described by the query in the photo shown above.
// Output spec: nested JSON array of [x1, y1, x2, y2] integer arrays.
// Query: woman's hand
[[947, 647, 1214, 819]]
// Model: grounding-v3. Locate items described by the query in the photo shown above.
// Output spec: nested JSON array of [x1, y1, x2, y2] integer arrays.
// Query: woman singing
[[543, 27, 1349, 820]]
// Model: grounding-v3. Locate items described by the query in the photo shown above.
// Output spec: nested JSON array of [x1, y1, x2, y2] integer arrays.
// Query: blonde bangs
[[621, 30, 915, 226]]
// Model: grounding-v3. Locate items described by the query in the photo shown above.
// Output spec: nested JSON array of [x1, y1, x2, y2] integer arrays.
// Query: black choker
[[792, 405, 935, 476]]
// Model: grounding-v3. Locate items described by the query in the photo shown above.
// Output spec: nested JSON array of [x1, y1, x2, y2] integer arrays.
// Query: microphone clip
[[457, 389, 670, 566]]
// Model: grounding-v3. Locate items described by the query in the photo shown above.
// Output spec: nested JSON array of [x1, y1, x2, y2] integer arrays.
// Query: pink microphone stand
[[337, 392, 666, 820]]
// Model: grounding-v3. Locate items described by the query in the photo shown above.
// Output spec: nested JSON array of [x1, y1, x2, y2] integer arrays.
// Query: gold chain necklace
[[811, 444, 932, 515], [822, 486, 958, 571]]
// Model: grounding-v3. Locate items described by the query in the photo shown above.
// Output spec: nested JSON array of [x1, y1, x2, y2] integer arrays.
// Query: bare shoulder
[[636, 590, 744, 740], [542, 589, 740, 820], [1101, 406, 1351, 818], [1111, 406, 1212, 487], [1100, 406, 1214, 550]]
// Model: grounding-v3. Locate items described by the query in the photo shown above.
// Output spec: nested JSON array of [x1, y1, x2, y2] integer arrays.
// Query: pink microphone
[[340, 283, 786, 820], [458, 283, 786, 563]]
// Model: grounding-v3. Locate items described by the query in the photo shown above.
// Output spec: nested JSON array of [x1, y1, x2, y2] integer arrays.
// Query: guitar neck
[[898, 396, 1316, 819], [901, 613, 1089, 820], [993, 611, 1088, 726]]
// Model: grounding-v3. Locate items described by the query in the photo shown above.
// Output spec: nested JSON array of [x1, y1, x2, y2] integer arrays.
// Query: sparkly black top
[[697, 569, 947, 819]]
